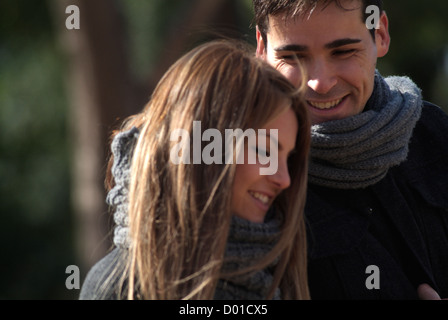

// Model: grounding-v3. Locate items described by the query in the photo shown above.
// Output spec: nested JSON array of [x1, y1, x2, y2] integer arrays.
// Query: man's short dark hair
[[253, 0, 383, 45]]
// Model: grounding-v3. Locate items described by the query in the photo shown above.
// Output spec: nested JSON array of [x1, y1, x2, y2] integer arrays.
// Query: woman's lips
[[249, 191, 271, 205]]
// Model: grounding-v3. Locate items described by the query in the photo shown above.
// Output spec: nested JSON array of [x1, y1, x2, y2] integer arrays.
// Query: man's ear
[[375, 11, 390, 58], [256, 26, 267, 59]]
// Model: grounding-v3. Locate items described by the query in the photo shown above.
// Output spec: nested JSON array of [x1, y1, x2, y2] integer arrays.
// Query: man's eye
[[281, 54, 304, 62], [333, 49, 356, 56]]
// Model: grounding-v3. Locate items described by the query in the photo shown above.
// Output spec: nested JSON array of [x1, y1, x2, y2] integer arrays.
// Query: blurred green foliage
[[0, 0, 75, 299], [122, 0, 255, 81], [0, 0, 447, 299], [379, 0, 448, 111]]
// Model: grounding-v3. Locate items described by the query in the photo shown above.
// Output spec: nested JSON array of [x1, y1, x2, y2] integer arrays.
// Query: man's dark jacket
[[306, 102, 448, 299]]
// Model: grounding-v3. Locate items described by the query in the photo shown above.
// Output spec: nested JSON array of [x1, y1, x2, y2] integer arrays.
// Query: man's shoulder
[[398, 100, 448, 208], [419, 101, 448, 129], [409, 101, 448, 156]]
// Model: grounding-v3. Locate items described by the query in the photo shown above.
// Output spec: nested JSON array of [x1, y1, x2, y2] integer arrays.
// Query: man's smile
[[307, 97, 344, 110]]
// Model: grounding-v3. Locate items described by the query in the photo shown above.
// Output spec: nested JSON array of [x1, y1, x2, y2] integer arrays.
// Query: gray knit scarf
[[107, 127, 282, 299], [107, 126, 139, 249], [309, 71, 423, 189], [214, 213, 282, 300]]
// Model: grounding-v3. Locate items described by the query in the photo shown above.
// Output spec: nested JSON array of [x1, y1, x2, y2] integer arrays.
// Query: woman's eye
[[255, 146, 270, 157]]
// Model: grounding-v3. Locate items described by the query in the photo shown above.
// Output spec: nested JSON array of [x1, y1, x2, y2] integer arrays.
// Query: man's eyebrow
[[325, 38, 362, 49], [274, 44, 308, 52], [274, 38, 362, 52]]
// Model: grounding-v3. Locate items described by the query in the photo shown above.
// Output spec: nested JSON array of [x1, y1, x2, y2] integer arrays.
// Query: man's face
[[256, 1, 390, 124]]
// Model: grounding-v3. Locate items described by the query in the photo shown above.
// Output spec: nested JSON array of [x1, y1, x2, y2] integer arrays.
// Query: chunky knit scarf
[[309, 71, 423, 189], [214, 213, 282, 300], [106, 126, 139, 248], [107, 128, 282, 299]]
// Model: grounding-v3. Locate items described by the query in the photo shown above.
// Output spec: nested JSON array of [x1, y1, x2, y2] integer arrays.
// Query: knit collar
[[309, 71, 423, 189], [107, 127, 139, 248], [214, 211, 282, 300]]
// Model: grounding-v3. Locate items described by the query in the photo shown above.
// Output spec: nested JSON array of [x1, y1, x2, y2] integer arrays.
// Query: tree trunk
[[51, 0, 140, 272]]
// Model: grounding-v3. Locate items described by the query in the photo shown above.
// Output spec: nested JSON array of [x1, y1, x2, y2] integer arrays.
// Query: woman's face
[[231, 105, 298, 223]]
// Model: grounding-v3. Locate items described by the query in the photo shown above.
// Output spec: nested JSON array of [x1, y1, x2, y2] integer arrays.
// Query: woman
[[79, 40, 311, 300]]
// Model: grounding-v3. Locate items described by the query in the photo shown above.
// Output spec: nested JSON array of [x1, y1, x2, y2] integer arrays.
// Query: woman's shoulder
[[79, 247, 128, 300]]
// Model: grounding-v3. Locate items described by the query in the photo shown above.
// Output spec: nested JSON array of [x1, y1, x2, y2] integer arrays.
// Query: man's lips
[[307, 96, 347, 110]]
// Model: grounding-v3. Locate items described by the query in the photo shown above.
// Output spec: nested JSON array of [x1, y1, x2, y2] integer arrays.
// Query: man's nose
[[307, 59, 337, 95]]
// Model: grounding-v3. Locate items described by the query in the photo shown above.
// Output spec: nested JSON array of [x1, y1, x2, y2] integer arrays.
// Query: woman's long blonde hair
[[106, 40, 311, 300]]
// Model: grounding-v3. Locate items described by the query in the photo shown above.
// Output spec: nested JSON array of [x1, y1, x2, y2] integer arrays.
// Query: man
[[253, 0, 448, 299]]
